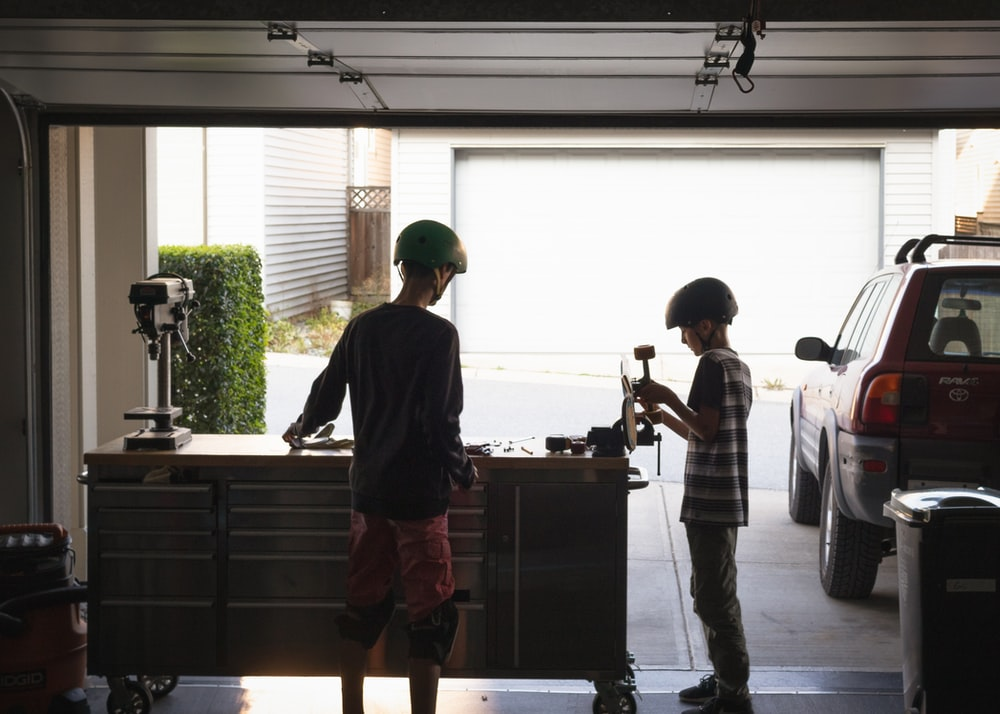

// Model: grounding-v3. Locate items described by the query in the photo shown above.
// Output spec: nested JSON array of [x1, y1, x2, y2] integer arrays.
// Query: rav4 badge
[[939, 376, 980, 385]]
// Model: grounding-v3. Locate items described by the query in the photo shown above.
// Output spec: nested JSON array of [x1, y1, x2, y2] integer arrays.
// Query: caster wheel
[[139, 675, 178, 699], [592, 690, 637, 714], [106, 679, 154, 714]]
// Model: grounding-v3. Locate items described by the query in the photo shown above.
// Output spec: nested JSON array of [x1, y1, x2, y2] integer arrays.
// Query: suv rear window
[[906, 273, 1000, 361]]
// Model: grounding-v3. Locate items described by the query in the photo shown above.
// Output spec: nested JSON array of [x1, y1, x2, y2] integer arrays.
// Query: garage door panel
[[455, 148, 880, 356]]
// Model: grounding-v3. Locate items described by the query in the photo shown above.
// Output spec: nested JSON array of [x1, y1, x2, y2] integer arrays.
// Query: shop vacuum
[[0, 524, 89, 714]]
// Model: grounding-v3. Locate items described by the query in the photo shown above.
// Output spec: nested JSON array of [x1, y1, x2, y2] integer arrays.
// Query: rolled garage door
[[453, 146, 881, 357]]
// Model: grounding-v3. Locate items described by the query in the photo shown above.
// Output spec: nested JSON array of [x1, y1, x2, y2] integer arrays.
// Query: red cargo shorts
[[345, 510, 455, 622]]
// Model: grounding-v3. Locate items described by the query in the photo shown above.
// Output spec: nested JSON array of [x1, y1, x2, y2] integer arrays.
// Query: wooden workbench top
[[84, 433, 630, 471]]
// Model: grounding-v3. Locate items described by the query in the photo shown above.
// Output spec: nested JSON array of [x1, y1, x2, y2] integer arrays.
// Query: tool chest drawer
[[228, 552, 347, 598], [95, 599, 217, 672], [95, 508, 216, 531], [98, 530, 215, 552], [447, 505, 488, 532], [92, 483, 214, 509], [448, 529, 486, 554], [99, 551, 217, 597], [228, 529, 348, 553], [228, 505, 348, 529], [228, 482, 352, 506]]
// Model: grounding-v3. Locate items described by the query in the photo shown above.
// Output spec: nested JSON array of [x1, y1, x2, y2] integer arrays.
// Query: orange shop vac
[[0, 523, 89, 714]]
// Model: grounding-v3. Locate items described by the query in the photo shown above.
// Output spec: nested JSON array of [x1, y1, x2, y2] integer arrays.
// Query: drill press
[[122, 274, 197, 450]]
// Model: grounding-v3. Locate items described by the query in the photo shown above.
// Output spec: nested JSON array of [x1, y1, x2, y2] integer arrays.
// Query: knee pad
[[407, 599, 459, 665], [336, 591, 395, 650]]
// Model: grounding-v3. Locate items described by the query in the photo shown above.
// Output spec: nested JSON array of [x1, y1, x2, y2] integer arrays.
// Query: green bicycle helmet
[[393, 220, 468, 273], [665, 277, 739, 329]]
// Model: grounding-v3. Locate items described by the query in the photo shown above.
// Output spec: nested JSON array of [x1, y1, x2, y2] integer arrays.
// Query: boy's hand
[[635, 380, 674, 406], [453, 464, 478, 490], [283, 421, 305, 449]]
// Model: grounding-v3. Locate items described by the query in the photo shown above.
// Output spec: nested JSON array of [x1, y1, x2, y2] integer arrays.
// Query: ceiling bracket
[[307, 51, 334, 68], [266, 23, 297, 42], [690, 23, 741, 113]]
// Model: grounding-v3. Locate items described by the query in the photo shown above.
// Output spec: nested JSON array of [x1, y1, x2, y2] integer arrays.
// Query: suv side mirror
[[795, 336, 833, 362]]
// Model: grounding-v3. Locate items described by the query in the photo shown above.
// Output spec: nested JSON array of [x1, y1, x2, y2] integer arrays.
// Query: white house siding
[[369, 129, 393, 186], [261, 128, 350, 319], [883, 135, 938, 254], [154, 127, 209, 247], [393, 128, 940, 364], [352, 127, 393, 187], [206, 127, 267, 253]]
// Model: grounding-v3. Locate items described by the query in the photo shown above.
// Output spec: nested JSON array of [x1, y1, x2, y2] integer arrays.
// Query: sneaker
[[681, 696, 754, 714], [678, 674, 717, 703]]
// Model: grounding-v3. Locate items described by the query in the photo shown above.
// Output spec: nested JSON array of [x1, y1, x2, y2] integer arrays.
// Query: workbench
[[84, 434, 642, 710]]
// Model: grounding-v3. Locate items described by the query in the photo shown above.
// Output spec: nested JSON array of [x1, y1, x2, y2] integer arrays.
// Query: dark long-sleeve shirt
[[298, 303, 475, 520]]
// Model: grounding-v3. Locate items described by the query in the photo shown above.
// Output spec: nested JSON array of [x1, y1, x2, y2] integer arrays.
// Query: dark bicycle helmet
[[665, 277, 739, 329], [393, 220, 468, 273]]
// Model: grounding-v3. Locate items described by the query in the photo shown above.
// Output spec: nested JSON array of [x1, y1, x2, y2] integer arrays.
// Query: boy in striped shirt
[[635, 277, 753, 714]]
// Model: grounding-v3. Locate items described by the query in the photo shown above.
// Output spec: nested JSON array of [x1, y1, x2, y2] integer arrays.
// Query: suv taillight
[[860, 373, 902, 425]]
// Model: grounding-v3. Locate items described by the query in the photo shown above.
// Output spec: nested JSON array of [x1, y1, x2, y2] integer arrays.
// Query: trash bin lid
[[885, 487, 1000, 524]]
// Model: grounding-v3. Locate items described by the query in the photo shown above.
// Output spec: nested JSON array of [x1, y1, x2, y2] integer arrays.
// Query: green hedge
[[159, 244, 267, 434]]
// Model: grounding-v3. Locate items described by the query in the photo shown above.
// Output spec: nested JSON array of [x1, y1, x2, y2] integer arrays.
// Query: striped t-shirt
[[679, 347, 753, 526]]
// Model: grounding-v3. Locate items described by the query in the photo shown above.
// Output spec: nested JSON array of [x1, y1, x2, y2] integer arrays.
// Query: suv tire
[[818, 459, 882, 599], [788, 432, 820, 525]]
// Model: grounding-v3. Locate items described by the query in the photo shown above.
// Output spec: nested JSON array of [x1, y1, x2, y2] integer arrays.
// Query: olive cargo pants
[[686, 522, 751, 703]]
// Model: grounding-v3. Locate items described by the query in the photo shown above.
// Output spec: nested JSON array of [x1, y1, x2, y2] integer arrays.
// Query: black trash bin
[[884, 487, 1000, 713]]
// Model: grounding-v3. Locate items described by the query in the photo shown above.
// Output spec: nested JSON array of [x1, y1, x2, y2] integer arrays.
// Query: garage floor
[[83, 484, 905, 713]]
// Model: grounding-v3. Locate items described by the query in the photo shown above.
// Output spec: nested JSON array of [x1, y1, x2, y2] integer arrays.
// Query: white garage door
[[453, 147, 881, 357]]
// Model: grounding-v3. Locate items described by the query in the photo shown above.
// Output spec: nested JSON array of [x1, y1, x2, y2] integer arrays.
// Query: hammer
[[632, 344, 662, 424]]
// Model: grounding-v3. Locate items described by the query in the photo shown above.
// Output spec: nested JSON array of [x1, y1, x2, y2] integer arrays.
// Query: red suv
[[789, 233, 1000, 598]]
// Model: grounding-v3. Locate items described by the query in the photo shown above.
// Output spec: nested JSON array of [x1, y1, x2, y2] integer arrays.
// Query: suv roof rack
[[894, 233, 1000, 265]]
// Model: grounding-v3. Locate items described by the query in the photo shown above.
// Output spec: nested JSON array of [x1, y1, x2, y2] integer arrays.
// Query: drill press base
[[123, 427, 192, 451], [123, 405, 190, 450]]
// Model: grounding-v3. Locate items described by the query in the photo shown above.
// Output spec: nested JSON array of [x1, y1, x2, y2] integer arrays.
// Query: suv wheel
[[818, 459, 882, 598], [788, 432, 820, 525]]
